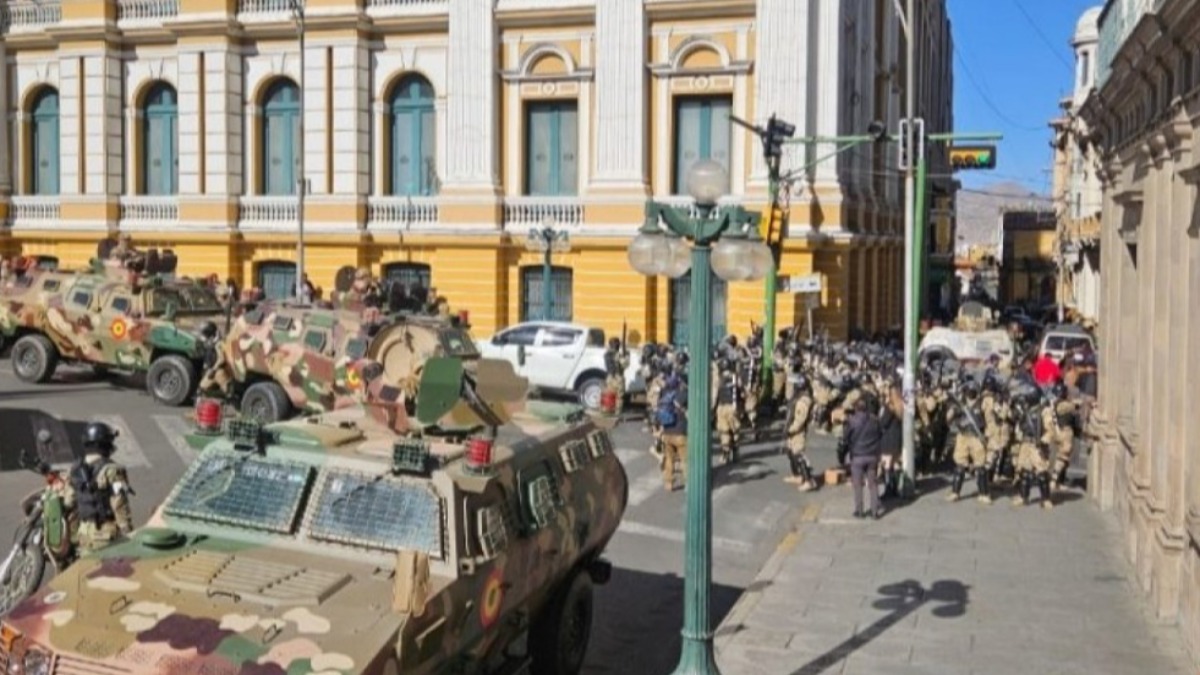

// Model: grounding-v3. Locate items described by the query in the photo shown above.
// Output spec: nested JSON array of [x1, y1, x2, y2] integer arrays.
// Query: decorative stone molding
[[500, 42, 593, 83], [517, 81, 580, 97], [668, 74, 735, 93], [648, 36, 751, 78]]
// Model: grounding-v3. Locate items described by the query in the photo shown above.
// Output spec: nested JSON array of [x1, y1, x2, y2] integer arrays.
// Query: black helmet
[[962, 381, 980, 399], [608, 337, 621, 350], [82, 421, 118, 453], [1051, 381, 1068, 400]]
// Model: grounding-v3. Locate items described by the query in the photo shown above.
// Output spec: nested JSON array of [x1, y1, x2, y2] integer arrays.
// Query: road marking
[[617, 520, 752, 554], [90, 414, 151, 468], [752, 501, 790, 532], [153, 414, 199, 465], [615, 448, 645, 467]]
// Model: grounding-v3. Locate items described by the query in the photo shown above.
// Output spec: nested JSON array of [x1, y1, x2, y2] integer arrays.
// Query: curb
[[714, 501, 823, 650]]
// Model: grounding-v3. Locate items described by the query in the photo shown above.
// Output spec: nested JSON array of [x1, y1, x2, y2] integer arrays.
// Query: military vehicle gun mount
[[1, 356, 628, 675], [199, 302, 484, 423], [918, 300, 1015, 367], [0, 245, 227, 406]]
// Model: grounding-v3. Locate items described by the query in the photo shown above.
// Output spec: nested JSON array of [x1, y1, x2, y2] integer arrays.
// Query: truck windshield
[[440, 328, 481, 358], [164, 453, 311, 533]]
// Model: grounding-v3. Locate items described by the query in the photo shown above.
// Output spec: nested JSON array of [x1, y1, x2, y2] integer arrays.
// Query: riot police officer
[[1048, 381, 1078, 490], [68, 422, 134, 552], [782, 370, 817, 491], [714, 358, 742, 465], [946, 381, 990, 503]]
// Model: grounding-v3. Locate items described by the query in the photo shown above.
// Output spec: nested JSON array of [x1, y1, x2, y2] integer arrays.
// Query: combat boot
[[945, 468, 965, 502], [976, 469, 992, 505], [798, 459, 817, 492], [784, 454, 805, 485], [1039, 473, 1055, 510]]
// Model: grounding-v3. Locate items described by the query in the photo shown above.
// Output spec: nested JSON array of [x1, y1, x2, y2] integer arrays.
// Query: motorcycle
[[0, 433, 76, 617]]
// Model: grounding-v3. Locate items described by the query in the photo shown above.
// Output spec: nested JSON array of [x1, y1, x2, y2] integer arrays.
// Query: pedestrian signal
[[949, 145, 997, 171]]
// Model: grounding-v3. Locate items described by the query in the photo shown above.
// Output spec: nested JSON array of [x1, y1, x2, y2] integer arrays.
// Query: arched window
[[29, 87, 59, 195], [256, 261, 296, 301], [261, 79, 301, 195], [669, 270, 727, 347], [388, 75, 437, 196], [520, 266, 572, 321], [142, 82, 178, 195]]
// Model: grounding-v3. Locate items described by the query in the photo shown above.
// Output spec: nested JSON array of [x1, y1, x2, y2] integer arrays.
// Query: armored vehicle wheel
[[576, 376, 606, 412], [11, 334, 59, 384], [241, 381, 293, 423], [147, 355, 196, 406], [530, 570, 594, 675], [0, 522, 46, 618]]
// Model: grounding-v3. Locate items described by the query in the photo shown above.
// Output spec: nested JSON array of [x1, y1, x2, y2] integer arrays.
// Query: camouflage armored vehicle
[[0, 356, 628, 675], [200, 303, 478, 423], [0, 251, 226, 406]]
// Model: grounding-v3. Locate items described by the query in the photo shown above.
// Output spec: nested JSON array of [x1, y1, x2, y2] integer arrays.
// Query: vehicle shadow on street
[[788, 579, 970, 675], [584, 566, 742, 675], [0, 409, 90, 471]]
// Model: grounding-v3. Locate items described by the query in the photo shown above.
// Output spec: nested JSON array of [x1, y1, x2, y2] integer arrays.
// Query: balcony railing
[[364, 0, 445, 9], [503, 196, 583, 229], [237, 0, 301, 16], [239, 196, 299, 228], [116, 0, 179, 21], [0, 0, 61, 32], [119, 196, 179, 225], [655, 195, 743, 220], [9, 196, 60, 225], [367, 196, 438, 228]]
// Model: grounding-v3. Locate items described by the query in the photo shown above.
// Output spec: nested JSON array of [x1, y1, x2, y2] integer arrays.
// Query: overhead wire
[[1007, 0, 1077, 74]]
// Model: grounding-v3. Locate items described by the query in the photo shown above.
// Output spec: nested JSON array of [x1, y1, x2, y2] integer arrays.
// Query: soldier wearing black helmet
[[782, 368, 817, 491], [946, 380, 991, 503], [980, 374, 1013, 483], [67, 422, 135, 552], [1047, 380, 1078, 490], [603, 336, 630, 416]]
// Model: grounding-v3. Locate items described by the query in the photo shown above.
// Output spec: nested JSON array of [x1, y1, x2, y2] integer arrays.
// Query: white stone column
[[592, 0, 647, 190], [303, 42, 328, 196], [751, 0, 808, 186], [813, 0, 841, 187], [0, 41, 9, 194], [330, 42, 370, 197], [81, 54, 122, 197], [58, 56, 82, 195], [178, 50, 203, 196], [205, 46, 243, 196], [444, 0, 498, 192]]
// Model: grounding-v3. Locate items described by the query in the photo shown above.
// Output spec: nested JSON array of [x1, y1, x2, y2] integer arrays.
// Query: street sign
[[949, 145, 997, 170], [782, 274, 822, 294]]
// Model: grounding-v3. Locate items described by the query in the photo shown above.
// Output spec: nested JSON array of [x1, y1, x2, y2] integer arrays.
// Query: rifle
[[948, 392, 986, 439], [621, 318, 628, 357]]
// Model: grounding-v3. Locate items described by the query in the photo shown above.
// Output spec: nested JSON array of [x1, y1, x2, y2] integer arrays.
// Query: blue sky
[[946, 0, 1102, 194]]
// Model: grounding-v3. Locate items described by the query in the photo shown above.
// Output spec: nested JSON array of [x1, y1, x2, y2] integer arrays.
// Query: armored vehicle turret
[[0, 249, 225, 406], [0, 357, 628, 675]]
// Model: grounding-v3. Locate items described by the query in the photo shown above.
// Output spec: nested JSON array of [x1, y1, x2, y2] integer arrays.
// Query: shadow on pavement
[[0, 409, 90, 471], [0, 386, 113, 401], [789, 579, 970, 675], [585, 567, 742, 675]]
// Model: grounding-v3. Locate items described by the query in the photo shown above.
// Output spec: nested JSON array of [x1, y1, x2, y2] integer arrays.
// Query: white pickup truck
[[477, 321, 644, 410]]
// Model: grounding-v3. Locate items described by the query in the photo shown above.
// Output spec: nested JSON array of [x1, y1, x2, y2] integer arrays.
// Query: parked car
[[478, 321, 644, 410], [1037, 323, 1096, 363]]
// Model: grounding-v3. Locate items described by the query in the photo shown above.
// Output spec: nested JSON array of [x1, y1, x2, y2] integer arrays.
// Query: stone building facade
[[0, 0, 953, 341], [1080, 0, 1200, 660]]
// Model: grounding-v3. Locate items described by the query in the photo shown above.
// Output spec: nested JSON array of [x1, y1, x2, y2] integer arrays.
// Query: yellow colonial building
[[0, 0, 954, 343]]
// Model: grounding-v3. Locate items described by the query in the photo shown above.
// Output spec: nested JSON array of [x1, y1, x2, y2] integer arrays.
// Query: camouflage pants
[[716, 404, 740, 456], [605, 376, 626, 414], [786, 431, 808, 460], [743, 389, 759, 427], [952, 435, 986, 468], [1014, 442, 1050, 474], [771, 371, 785, 401], [662, 434, 687, 490], [76, 521, 123, 553], [1052, 430, 1074, 475], [985, 430, 1010, 467]]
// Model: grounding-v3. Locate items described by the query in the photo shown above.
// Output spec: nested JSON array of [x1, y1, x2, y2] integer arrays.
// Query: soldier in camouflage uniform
[[782, 371, 817, 491], [714, 357, 741, 465], [1047, 381, 1078, 490], [980, 374, 1013, 482], [1012, 391, 1055, 508], [67, 422, 134, 552], [945, 381, 991, 503], [603, 337, 629, 415]]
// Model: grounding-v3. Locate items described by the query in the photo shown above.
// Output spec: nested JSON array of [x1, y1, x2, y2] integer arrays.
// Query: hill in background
[[956, 181, 1053, 247]]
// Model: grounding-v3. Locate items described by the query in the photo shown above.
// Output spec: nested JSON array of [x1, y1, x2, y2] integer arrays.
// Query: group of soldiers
[[634, 326, 1089, 509]]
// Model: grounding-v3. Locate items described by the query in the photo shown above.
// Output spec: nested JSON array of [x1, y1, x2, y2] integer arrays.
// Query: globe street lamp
[[627, 160, 772, 675], [525, 217, 571, 321]]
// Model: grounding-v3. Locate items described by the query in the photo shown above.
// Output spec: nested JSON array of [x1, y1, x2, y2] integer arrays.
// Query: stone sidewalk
[[714, 481, 1195, 675]]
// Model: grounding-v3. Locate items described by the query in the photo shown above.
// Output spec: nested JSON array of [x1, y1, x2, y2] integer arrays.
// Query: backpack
[[656, 389, 679, 427]]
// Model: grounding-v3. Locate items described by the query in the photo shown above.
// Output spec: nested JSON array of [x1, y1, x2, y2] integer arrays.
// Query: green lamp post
[[627, 160, 772, 675], [526, 217, 571, 321]]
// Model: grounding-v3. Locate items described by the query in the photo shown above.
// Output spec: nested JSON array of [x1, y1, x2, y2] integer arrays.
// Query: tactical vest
[[717, 377, 737, 405], [604, 350, 620, 376], [956, 404, 985, 435], [1019, 408, 1044, 440], [70, 458, 114, 526]]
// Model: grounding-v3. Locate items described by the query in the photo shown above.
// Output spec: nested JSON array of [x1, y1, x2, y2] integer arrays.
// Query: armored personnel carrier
[[0, 357, 628, 675], [199, 303, 478, 423], [918, 300, 1015, 368], [0, 248, 225, 406]]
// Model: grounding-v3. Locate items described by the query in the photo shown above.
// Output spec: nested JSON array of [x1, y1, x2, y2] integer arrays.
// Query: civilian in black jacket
[[878, 384, 903, 499], [840, 395, 884, 518]]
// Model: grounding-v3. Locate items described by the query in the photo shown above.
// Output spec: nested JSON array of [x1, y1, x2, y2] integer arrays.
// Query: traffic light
[[949, 145, 997, 170], [763, 114, 796, 160], [760, 205, 786, 246]]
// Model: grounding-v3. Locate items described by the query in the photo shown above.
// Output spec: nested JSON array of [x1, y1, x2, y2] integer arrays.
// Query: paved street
[[714, 477, 1195, 675], [0, 365, 821, 674]]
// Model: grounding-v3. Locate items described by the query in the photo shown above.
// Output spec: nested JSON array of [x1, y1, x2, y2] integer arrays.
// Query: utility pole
[[900, 0, 919, 497], [292, 0, 307, 302]]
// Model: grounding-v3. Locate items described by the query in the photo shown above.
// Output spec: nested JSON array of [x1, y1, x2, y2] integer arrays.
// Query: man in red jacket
[[1032, 352, 1062, 386]]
